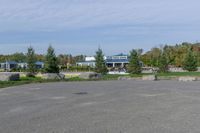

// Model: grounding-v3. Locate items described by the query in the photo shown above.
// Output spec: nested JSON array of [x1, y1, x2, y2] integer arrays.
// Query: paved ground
[[1, 80, 200, 133]]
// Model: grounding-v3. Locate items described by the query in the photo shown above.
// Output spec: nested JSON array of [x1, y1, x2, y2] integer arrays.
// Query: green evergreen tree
[[27, 46, 36, 74], [44, 45, 59, 73], [158, 52, 168, 73], [183, 48, 197, 71], [128, 49, 142, 74], [95, 48, 108, 74]]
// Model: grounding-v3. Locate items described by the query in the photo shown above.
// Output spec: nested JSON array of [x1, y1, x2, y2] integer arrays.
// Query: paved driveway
[[1, 80, 200, 133]]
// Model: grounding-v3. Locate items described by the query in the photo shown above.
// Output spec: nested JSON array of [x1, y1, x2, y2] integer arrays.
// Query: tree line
[[141, 42, 200, 67], [95, 42, 200, 74], [1, 42, 200, 74], [141, 42, 199, 72]]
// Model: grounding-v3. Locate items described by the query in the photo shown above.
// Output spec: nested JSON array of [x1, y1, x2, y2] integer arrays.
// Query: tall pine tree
[[183, 48, 197, 71], [95, 48, 108, 74], [128, 49, 142, 74], [27, 46, 36, 75], [44, 45, 59, 73]]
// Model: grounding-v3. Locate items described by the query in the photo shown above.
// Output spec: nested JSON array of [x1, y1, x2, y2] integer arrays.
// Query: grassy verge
[[157, 72, 200, 77], [0, 77, 64, 89], [67, 77, 87, 82]]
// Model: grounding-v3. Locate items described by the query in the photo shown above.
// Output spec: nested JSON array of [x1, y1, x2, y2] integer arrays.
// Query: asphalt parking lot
[[1, 80, 200, 133]]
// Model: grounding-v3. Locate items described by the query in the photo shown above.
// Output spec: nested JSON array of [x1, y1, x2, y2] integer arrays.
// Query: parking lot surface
[[1, 80, 200, 133]]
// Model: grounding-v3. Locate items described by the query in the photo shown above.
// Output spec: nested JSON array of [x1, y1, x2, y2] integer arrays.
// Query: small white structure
[[85, 56, 95, 61], [18, 62, 28, 69], [76, 56, 96, 67]]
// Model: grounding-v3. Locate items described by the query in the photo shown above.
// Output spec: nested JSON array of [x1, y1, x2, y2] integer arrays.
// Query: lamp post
[[5, 59, 8, 72]]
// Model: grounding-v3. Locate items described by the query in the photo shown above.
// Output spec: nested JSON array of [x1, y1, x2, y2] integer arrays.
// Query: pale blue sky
[[0, 0, 200, 55]]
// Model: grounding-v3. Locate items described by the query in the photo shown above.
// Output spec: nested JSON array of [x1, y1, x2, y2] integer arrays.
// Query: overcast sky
[[0, 0, 200, 55]]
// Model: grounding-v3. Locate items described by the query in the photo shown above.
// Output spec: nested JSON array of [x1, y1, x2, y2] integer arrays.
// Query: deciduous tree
[[158, 52, 168, 73]]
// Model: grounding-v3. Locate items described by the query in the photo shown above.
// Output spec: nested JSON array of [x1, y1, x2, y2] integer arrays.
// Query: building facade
[[0, 61, 44, 71], [105, 54, 129, 68], [76, 53, 131, 69], [0, 61, 18, 71]]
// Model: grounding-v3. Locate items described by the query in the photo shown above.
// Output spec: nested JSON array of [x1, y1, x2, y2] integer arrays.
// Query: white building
[[18, 62, 28, 69], [76, 56, 96, 67], [76, 53, 130, 68], [85, 56, 95, 61]]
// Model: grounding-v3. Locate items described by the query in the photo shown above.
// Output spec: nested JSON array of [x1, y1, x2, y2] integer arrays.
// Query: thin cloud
[[0, 0, 200, 54], [0, 0, 200, 31]]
